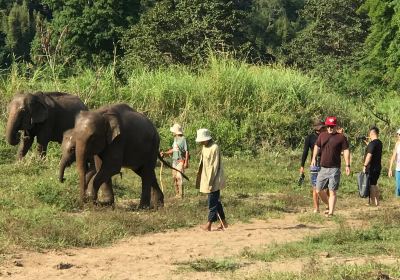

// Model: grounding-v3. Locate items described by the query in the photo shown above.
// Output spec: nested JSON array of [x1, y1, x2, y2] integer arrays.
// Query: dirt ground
[[0, 209, 395, 280]]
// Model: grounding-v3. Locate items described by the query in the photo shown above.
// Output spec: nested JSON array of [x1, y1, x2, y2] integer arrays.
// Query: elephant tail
[[157, 154, 189, 181]]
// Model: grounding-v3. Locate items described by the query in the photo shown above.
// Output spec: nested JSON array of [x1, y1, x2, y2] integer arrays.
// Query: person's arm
[[183, 139, 189, 168], [160, 148, 173, 157], [207, 145, 220, 190], [388, 143, 398, 177], [184, 151, 189, 168], [300, 136, 310, 174], [311, 144, 319, 167], [343, 149, 351, 175], [363, 153, 372, 173]]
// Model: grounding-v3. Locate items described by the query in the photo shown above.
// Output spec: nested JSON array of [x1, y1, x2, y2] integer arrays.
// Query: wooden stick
[[160, 162, 164, 192], [217, 212, 226, 231]]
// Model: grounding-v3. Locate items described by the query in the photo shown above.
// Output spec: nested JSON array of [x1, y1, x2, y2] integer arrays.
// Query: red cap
[[325, 116, 337, 126]]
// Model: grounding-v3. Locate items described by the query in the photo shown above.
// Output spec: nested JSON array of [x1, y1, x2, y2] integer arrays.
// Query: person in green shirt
[[161, 123, 189, 198]]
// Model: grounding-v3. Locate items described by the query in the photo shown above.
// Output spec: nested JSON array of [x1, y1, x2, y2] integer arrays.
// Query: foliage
[[357, 0, 400, 90], [0, 57, 388, 154], [283, 0, 369, 71], [122, 0, 252, 68], [245, 0, 304, 62], [33, 0, 141, 65], [0, 1, 36, 61]]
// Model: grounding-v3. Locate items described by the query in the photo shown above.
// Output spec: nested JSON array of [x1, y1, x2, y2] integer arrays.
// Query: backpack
[[357, 172, 370, 198]]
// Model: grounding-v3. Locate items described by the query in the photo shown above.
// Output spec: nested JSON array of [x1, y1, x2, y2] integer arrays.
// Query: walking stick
[[160, 161, 164, 192], [217, 212, 226, 231]]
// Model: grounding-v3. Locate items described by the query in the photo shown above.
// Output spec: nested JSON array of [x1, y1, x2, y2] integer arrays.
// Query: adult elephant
[[6, 92, 87, 159]]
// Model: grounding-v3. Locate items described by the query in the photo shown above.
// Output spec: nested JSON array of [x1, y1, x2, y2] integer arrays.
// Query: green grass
[[0, 148, 309, 252], [247, 263, 400, 280], [176, 258, 243, 272]]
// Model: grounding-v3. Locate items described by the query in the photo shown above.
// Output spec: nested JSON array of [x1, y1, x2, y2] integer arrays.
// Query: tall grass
[[1, 55, 390, 155]]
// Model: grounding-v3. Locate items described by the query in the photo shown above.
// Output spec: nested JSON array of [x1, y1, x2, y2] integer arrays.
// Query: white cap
[[195, 128, 212, 142], [397, 128, 400, 134], [170, 123, 183, 135]]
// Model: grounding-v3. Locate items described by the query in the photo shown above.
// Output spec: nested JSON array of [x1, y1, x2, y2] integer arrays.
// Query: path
[[0, 214, 333, 280]]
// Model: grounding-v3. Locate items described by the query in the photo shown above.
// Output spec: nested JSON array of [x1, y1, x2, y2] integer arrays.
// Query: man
[[363, 126, 382, 206], [299, 119, 326, 213], [311, 116, 351, 217], [161, 123, 189, 198], [195, 128, 227, 231]]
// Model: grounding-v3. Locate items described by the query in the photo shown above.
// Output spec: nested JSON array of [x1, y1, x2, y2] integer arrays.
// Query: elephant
[[59, 128, 113, 204], [74, 103, 188, 208], [5, 91, 87, 159]]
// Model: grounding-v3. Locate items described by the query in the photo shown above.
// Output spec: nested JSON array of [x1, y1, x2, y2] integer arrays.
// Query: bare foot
[[201, 222, 212, 231]]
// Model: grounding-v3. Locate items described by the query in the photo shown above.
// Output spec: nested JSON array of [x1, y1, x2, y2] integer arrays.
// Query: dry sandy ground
[[0, 213, 331, 280], [0, 209, 396, 280]]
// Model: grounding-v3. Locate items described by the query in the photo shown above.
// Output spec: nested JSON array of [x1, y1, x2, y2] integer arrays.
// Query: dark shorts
[[369, 169, 381, 185]]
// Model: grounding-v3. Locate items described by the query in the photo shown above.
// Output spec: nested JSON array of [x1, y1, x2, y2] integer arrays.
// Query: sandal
[[325, 213, 333, 218], [324, 207, 329, 215]]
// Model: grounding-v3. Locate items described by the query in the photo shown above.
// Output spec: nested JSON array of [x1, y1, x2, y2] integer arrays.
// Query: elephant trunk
[[76, 142, 88, 203], [5, 109, 21, 146], [59, 155, 75, 183]]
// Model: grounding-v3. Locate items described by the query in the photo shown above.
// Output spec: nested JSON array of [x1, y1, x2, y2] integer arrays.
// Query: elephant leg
[[150, 170, 164, 209], [85, 160, 97, 197], [100, 179, 114, 205], [138, 168, 164, 209], [91, 163, 119, 204], [37, 143, 48, 158], [17, 135, 33, 160]]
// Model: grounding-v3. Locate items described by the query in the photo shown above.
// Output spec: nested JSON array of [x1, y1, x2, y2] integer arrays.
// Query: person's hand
[[389, 169, 393, 177], [160, 151, 164, 158], [363, 166, 366, 173], [345, 166, 350, 176], [184, 161, 189, 169], [299, 166, 304, 174], [311, 158, 316, 167]]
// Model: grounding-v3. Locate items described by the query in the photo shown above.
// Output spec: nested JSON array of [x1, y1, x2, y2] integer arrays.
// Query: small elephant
[[74, 103, 187, 208], [5, 91, 87, 159], [59, 129, 114, 204]]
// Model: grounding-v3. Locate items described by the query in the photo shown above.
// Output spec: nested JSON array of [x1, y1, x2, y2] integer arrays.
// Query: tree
[[35, 0, 141, 65], [283, 0, 369, 71], [357, 0, 400, 89], [123, 0, 252, 68], [1, 1, 36, 61], [245, 0, 304, 62]]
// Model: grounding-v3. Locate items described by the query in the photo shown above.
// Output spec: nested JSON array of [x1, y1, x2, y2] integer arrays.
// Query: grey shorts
[[316, 167, 341, 191]]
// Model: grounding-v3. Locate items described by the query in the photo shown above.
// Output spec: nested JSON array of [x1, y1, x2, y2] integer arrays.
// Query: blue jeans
[[208, 190, 225, 222], [396, 171, 400, 197]]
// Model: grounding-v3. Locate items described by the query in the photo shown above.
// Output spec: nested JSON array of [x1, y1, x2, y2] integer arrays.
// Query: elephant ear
[[30, 93, 48, 124], [104, 114, 120, 144]]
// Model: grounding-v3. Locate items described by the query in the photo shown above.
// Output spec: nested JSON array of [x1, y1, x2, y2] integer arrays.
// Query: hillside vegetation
[[2, 57, 394, 156]]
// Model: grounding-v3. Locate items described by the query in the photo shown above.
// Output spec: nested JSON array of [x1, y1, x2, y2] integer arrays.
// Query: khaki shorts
[[316, 167, 341, 191]]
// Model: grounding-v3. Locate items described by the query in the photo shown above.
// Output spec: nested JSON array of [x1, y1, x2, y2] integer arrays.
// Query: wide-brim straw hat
[[170, 123, 183, 135], [195, 128, 212, 142]]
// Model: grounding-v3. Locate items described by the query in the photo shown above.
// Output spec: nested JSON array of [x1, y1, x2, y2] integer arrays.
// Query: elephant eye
[[69, 147, 75, 152]]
